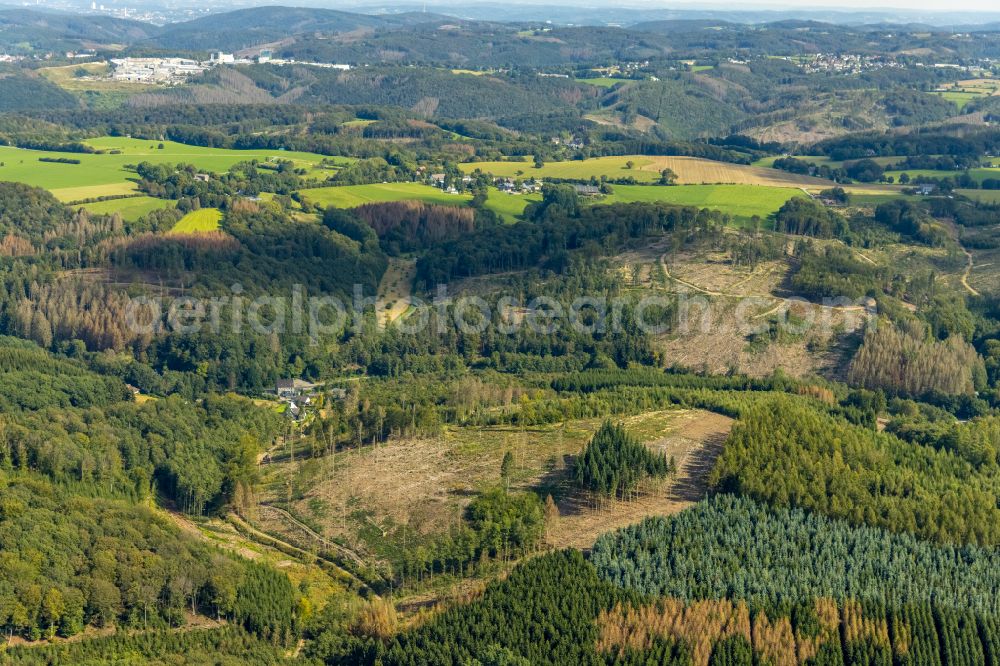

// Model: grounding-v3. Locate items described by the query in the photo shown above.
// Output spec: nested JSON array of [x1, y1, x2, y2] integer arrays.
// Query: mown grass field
[[87, 137, 347, 173], [461, 155, 832, 187], [300, 183, 472, 208], [604, 184, 804, 220], [846, 192, 916, 206], [934, 90, 984, 110], [883, 168, 958, 180], [957, 189, 1000, 203], [883, 167, 1000, 183], [0, 138, 344, 201], [80, 196, 175, 221], [577, 77, 625, 88], [170, 208, 222, 233], [970, 167, 1000, 182], [932, 79, 1000, 110], [483, 185, 799, 224], [484, 187, 540, 222], [748, 158, 1000, 187], [299, 184, 539, 224], [302, 183, 804, 226], [753, 155, 898, 169]]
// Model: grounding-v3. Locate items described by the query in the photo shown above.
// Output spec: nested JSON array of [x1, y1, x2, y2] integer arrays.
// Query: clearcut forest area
[[4, 1, 1000, 664]]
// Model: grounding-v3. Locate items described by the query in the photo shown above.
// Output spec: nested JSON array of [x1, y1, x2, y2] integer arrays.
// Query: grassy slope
[[957, 189, 1000, 203], [576, 77, 625, 88], [307, 182, 535, 224], [303, 183, 803, 225], [300, 183, 472, 208], [484, 187, 540, 222], [484, 185, 802, 223], [604, 184, 804, 220], [933, 90, 986, 110], [170, 208, 222, 233], [461, 155, 831, 187], [463, 156, 667, 182], [79, 196, 175, 220], [0, 137, 343, 201], [884, 167, 1000, 182]]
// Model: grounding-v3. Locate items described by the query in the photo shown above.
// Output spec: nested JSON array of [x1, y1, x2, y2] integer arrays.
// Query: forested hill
[[144, 7, 447, 52], [8, 6, 1000, 61], [0, 336, 299, 648], [315, 497, 1000, 663], [0, 73, 78, 113], [0, 8, 156, 50], [631, 19, 1000, 57], [0, 6, 444, 54], [280, 24, 674, 69]]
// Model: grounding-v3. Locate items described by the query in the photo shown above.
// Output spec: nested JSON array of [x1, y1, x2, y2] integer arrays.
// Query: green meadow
[[298, 184, 801, 225], [883, 168, 961, 181], [487, 184, 802, 223], [970, 167, 1000, 182], [484, 187, 540, 222], [299, 183, 472, 208], [576, 77, 625, 88], [602, 184, 804, 220], [79, 196, 175, 221], [957, 189, 1000, 203], [170, 208, 222, 233], [461, 156, 663, 182], [0, 138, 345, 202], [299, 184, 533, 223], [846, 193, 917, 206], [884, 167, 1000, 183], [461, 155, 823, 188], [933, 90, 986, 110], [339, 119, 377, 128], [753, 155, 900, 169]]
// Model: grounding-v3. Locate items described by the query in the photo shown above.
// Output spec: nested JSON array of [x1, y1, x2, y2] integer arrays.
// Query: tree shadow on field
[[667, 431, 726, 503], [532, 453, 595, 518]]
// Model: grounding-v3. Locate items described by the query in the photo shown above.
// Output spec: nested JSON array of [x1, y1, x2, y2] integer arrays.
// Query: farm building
[[276, 378, 318, 398]]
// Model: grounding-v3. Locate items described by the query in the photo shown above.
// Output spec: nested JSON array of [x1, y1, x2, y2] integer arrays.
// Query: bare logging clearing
[[258, 409, 732, 561]]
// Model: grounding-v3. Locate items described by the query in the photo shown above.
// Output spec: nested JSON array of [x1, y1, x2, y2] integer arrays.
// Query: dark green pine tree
[[573, 420, 671, 499]]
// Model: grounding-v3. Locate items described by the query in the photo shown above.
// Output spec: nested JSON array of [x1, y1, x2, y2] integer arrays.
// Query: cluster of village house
[[275, 379, 319, 420], [274, 379, 347, 420], [427, 173, 545, 195], [427, 174, 602, 196]]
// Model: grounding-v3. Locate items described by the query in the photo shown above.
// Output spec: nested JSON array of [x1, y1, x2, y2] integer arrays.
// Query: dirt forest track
[[257, 504, 368, 569], [940, 218, 981, 297], [160, 503, 375, 593], [961, 246, 980, 297], [226, 511, 379, 592], [659, 253, 867, 314]]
